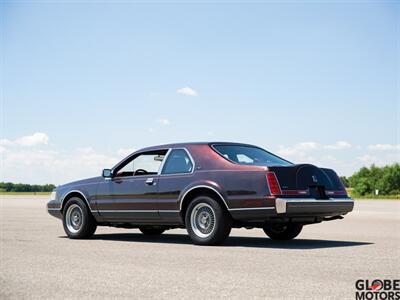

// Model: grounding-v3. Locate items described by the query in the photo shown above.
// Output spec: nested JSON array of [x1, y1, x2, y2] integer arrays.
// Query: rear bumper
[[229, 197, 354, 221], [275, 197, 354, 216]]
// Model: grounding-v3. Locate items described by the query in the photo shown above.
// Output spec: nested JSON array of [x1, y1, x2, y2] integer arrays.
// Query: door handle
[[145, 178, 155, 185]]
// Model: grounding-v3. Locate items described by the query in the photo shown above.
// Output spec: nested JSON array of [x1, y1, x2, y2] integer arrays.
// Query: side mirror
[[102, 169, 112, 178]]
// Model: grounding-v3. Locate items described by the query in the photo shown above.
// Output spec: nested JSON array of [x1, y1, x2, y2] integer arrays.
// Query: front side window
[[212, 144, 292, 167], [162, 149, 193, 174], [114, 150, 167, 177]]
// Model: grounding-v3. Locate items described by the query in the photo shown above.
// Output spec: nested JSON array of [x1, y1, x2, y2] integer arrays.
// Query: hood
[[59, 176, 103, 188]]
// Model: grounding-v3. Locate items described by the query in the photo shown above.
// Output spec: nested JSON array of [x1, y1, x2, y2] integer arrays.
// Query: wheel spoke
[[65, 204, 83, 234], [190, 203, 216, 238]]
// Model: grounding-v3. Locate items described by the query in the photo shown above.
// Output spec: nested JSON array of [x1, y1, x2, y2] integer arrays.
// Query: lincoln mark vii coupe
[[47, 142, 354, 245]]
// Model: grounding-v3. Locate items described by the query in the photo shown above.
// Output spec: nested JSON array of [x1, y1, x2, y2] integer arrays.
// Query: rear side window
[[162, 149, 194, 174], [212, 144, 292, 167]]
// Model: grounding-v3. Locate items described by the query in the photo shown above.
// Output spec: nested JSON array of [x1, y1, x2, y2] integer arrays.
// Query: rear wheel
[[62, 197, 97, 239], [185, 195, 231, 245], [263, 223, 303, 240], [139, 227, 165, 235]]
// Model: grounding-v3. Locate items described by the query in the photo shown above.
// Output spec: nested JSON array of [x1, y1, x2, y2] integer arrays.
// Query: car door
[[95, 150, 168, 222], [157, 148, 195, 222]]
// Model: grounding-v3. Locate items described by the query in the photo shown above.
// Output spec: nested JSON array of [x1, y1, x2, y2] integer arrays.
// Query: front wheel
[[185, 196, 231, 245], [62, 197, 97, 239], [263, 223, 303, 240]]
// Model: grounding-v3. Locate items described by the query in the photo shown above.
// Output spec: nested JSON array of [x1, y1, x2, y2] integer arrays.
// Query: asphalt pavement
[[0, 196, 399, 299]]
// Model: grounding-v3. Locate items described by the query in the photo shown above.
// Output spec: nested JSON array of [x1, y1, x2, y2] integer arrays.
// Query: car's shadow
[[69, 233, 373, 249]]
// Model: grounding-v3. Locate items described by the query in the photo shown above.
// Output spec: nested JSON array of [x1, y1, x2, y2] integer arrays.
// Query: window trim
[[160, 148, 195, 176], [210, 143, 293, 166], [111, 149, 170, 179]]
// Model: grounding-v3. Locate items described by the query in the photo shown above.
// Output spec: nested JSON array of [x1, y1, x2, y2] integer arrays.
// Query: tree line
[[0, 182, 56, 192], [340, 163, 400, 196]]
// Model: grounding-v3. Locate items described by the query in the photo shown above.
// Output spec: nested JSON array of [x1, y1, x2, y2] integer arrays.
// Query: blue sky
[[1, 1, 399, 184]]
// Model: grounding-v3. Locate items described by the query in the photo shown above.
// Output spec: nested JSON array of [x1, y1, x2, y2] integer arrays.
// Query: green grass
[[0, 191, 51, 195], [347, 188, 400, 200]]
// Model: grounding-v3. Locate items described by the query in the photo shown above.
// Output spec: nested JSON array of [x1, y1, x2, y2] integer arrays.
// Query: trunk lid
[[267, 164, 347, 199]]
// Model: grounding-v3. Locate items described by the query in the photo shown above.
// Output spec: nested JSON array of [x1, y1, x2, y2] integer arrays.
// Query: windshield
[[212, 144, 292, 167]]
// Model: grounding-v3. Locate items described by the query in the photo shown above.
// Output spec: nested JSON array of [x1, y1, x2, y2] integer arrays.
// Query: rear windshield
[[212, 144, 292, 167]]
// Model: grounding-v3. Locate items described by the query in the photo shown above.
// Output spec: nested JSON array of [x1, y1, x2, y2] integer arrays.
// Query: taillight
[[266, 172, 282, 196]]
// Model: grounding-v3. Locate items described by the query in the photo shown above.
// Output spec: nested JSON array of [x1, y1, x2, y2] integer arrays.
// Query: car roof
[[138, 141, 258, 152]]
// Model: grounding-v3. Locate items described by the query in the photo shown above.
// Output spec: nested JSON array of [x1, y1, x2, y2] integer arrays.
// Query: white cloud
[[276, 141, 352, 158], [368, 144, 400, 151], [176, 87, 198, 97], [268, 141, 398, 176], [274, 141, 355, 175], [357, 151, 399, 167], [275, 146, 316, 164], [157, 118, 170, 125], [117, 148, 135, 157], [324, 141, 352, 150], [0, 133, 122, 184], [275, 147, 303, 157], [296, 142, 319, 151], [1, 146, 119, 184], [358, 154, 378, 164], [0, 132, 49, 147], [2, 132, 397, 184]]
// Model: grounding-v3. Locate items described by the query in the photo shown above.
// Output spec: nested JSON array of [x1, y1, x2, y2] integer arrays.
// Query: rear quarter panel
[[180, 144, 274, 210]]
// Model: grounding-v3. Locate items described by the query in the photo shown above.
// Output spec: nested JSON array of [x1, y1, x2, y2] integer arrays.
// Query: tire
[[185, 195, 231, 245], [263, 223, 303, 240], [139, 227, 165, 235], [62, 197, 97, 239]]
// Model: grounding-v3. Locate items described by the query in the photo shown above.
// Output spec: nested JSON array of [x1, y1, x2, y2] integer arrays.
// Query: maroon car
[[47, 142, 354, 245]]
